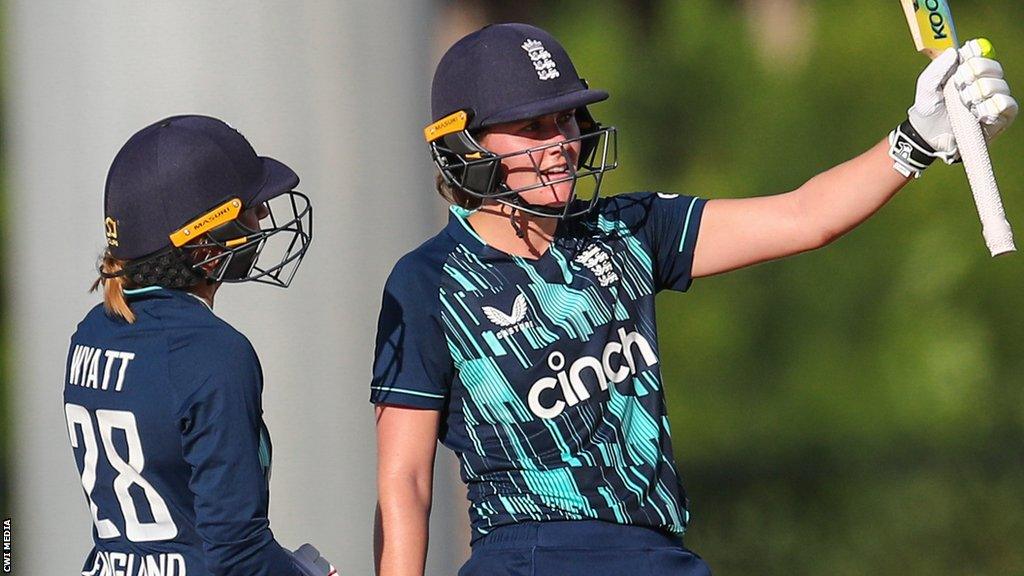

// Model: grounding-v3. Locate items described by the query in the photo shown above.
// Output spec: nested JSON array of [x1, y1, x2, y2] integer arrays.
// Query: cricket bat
[[900, 0, 1015, 256]]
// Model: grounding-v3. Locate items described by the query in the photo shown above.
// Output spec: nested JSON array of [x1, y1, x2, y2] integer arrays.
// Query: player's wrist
[[888, 118, 943, 178]]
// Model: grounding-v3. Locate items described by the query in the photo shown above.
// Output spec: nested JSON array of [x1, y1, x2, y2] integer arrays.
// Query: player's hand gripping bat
[[901, 0, 1015, 256]]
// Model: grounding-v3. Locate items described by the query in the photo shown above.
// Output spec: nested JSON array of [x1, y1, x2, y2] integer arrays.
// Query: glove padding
[[287, 543, 338, 576], [909, 38, 1018, 164]]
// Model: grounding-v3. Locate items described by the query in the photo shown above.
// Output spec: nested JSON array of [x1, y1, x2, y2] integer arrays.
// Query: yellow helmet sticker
[[423, 110, 469, 142], [104, 217, 119, 247], [169, 198, 242, 247]]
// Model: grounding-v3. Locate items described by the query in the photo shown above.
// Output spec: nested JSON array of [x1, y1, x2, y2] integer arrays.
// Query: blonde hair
[[90, 251, 136, 324]]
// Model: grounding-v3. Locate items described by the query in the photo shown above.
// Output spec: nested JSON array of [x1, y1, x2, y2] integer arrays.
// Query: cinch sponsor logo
[[922, 0, 949, 40], [528, 327, 658, 419]]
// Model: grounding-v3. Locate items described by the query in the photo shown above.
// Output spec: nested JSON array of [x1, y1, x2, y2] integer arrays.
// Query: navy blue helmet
[[103, 115, 312, 288], [425, 23, 618, 219]]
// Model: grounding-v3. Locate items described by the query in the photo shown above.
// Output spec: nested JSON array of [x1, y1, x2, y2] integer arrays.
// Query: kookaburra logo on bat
[[917, 0, 949, 40]]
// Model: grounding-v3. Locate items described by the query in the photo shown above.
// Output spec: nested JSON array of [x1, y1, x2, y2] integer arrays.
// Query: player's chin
[[535, 180, 574, 206]]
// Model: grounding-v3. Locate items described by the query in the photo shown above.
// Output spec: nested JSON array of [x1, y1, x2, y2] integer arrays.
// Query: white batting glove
[[901, 39, 1017, 167], [951, 40, 1018, 141]]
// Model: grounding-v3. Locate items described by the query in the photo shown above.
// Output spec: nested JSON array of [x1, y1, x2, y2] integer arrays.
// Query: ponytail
[[90, 251, 136, 324]]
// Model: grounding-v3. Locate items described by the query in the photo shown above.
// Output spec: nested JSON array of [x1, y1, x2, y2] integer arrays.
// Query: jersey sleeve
[[176, 334, 300, 576], [608, 192, 706, 293], [369, 253, 453, 410]]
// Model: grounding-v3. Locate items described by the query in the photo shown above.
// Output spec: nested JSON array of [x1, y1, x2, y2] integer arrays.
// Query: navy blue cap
[[431, 23, 608, 130], [103, 115, 298, 260]]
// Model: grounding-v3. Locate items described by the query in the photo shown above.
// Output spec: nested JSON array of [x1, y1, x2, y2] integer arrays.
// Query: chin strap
[[509, 209, 527, 239]]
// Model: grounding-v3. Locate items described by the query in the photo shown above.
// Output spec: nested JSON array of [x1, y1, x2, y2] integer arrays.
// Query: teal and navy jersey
[[370, 192, 706, 539], [63, 288, 299, 576]]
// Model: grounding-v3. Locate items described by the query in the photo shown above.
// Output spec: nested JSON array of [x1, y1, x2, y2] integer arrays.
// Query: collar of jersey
[[123, 286, 213, 312], [445, 204, 576, 263], [446, 205, 488, 250], [122, 286, 167, 298]]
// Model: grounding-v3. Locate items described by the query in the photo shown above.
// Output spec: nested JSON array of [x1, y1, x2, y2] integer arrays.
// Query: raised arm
[[693, 40, 1016, 278], [693, 140, 905, 278], [374, 405, 441, 576]]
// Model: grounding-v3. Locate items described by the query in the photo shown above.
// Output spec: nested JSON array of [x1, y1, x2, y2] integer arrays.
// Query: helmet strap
[[508, 208, 527, 239]]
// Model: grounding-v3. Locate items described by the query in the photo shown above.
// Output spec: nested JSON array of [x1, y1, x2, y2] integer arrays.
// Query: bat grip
[[943, 78, 1016, 256]]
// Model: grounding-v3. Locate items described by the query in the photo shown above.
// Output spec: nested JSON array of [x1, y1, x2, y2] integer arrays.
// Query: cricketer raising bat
[[900, 0, 1016, 256]]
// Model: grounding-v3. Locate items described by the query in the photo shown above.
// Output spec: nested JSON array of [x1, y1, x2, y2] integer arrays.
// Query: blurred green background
[[478, 0, 1023, 574]]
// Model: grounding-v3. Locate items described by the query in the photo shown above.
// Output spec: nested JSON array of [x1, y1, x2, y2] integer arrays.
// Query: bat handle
[[943, 75, 1016, 256]]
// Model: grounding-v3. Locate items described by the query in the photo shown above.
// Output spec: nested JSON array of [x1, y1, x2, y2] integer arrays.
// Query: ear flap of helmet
[[575, 105, 602, 169], [428, 109, 505, 198], [574, 79, 603, 169], [204, 220, 261, 281], [441, 131, 504, 195]]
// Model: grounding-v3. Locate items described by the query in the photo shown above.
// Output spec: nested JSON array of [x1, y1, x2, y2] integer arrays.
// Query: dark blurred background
[[3, 1, 1022, 574]]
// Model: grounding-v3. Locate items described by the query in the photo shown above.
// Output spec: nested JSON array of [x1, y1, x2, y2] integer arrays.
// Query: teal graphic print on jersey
[[371, 192, 706, 540]]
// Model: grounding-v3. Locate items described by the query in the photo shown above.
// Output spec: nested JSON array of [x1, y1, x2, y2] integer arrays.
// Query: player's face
[[478, 110, 581, 210]]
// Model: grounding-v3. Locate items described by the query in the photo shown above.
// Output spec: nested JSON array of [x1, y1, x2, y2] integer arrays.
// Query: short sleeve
[[646, 192, 706, 292], [605, 192, 706, 293], [369, 254, 453, 410], [176, 335, 299, 576]]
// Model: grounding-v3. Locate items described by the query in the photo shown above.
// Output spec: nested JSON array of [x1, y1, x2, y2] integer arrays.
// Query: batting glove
[[287, 543, 338, 576], [889, 38, 1018, 178]]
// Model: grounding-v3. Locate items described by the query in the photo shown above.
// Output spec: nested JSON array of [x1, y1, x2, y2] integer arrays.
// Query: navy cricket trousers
[[458, 520, 713, 576]]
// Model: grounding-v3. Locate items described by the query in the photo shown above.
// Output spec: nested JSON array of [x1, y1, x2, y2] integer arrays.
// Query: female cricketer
[[370, 23, 1017, 576], [63, 115, 333, 576]]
